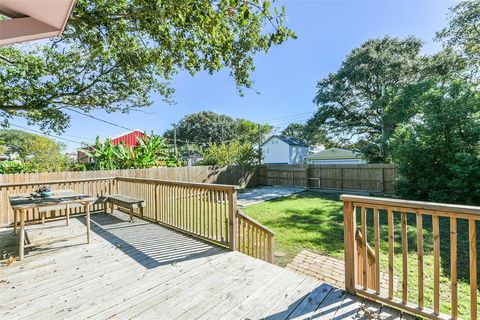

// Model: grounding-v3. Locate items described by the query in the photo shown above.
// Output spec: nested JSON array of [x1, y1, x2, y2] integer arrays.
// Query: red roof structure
[[77, 130, 146, 164], [109, 130, 145, 148]]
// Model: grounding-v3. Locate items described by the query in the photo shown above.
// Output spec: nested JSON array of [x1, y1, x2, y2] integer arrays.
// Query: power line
[[64, 107, 307, 145], [9, 124, 86, 145], [65, 107, 133, 132], [258, 111, 315, 122]]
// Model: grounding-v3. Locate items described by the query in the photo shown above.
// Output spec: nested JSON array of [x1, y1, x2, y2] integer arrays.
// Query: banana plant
[[81, 137, 117, 170], [82, 133, 184, 169]]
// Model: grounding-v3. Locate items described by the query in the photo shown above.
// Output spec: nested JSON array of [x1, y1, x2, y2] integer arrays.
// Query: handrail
[[342, 194, 477, 320], [0, 176, 238, 191], [115, 176, 239, 191], [115, 177, 237, 249], [236, 210, 276, 236], [341, 194, 480, 216], [0, 177, 116, 188], [236, 209, 275, 262]]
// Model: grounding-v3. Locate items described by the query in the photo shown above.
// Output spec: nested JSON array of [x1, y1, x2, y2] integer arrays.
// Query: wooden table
[[9, 190, 97, 260]]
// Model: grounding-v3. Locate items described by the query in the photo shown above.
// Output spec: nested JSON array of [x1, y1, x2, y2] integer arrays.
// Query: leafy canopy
[[311, 36, 424, 162], [0, 129, 70, 172], [0, 129, 37, 158], [391, 78, 480, 204], [25, 136, 71, 173], [0, 0, 295, 133], [437, 0, 480, 79], [164, 111, 271, 145]]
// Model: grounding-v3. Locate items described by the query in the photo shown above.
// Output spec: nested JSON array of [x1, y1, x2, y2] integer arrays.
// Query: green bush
[[0, 161, 27, 174], [198, 141, 259, 166]]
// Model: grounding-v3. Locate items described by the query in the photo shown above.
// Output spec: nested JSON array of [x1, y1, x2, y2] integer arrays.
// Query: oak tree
[[0, 0, 295, 133]]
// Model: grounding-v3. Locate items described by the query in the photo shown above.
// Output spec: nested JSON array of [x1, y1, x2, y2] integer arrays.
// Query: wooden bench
[[106, 195, 145, 222]]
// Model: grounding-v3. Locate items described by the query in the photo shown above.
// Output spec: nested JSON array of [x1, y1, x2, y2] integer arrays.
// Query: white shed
[[261, 136, 309, 164], [304, 148, 365, 164]]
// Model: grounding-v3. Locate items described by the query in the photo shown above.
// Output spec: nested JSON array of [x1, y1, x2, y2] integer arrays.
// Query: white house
[[304, 148, 366, 164], [261, 136, 309, 164]]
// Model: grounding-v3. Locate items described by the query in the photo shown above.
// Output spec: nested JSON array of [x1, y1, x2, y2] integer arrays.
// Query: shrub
[[0, 161, 27, 174]]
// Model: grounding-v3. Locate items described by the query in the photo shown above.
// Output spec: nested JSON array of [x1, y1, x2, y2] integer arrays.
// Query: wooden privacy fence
[[342, 195, 480, 320], [0, 176, 274, 262], [259, 164, 396, 194]]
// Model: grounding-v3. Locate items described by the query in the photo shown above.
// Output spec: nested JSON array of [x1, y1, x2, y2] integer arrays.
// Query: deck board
[[0, 211, 395, 320]]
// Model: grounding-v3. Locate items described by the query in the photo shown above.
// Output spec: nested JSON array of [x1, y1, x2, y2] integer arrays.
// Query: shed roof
[[304, 148, 363, 160]]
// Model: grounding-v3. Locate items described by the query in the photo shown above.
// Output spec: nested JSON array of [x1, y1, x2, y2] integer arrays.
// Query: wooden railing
[[236, 210, 275, 262], [0, 176, 275, 262], [342, 194, 480, 320], [355, 230, 377, 291], [115, 177, 238, 248], [116, 177, 275, 262]]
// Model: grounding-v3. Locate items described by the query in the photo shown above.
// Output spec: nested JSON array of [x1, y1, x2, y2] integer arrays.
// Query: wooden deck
[[0, 211, 412, 319]]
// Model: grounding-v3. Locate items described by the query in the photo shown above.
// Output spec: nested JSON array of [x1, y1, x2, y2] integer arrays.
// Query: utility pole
[[258, 124, 262, 165], [380, 85, 386, 162], [172, 123, 177, 154], [186, 140, 191, 166]]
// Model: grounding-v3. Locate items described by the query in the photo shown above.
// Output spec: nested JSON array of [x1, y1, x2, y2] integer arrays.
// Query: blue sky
[[15, 0, 457, 151]]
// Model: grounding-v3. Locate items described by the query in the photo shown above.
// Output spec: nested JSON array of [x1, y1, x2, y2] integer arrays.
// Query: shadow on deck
[[88, 212, 223, 269], [0, 211, 410, 320]]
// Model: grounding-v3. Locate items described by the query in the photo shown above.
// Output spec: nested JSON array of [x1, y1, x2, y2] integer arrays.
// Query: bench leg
[[85, 203, 90, 244], [13, 209, 17, 235], [140, 206, 144, 219], [66, 204, 70, 226], [110, 203, 114, 214], [129, 208, 134, 222], [19, 209, 25, 260]]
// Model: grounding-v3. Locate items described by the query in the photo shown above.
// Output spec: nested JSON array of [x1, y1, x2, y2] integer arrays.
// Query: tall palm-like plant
[[82, 137, 117, 170], [82, 133, 183, 169], [132, 134, 170, 168]]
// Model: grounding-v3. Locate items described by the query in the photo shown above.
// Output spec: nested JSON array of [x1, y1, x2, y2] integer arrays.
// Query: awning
[[0, 0, 76, 46]]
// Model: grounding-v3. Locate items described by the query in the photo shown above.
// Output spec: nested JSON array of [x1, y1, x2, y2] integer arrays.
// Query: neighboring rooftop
[[305, 148, 363, 160], [263, 135, 309, 147]]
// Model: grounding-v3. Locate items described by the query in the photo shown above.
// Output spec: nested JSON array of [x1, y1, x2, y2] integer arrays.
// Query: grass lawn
[[242, 190, 478, 318], [242, 191, 345, 267]]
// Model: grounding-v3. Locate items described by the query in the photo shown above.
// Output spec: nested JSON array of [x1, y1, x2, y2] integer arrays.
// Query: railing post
[[228, 188, 238, 251], [268, 234, 275, 263], [155, 183, 160, 222], [343, 199, 356, 294]]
